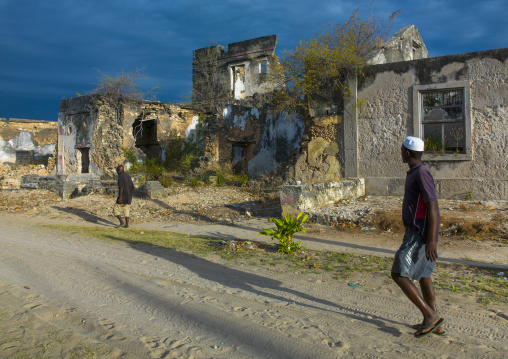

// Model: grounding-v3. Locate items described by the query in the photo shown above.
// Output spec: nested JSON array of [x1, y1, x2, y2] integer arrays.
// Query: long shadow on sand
[[52, 206, 117, 227], [105, 234, 404, 337]]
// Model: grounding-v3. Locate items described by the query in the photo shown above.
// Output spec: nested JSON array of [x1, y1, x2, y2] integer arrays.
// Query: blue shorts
[[391, 230, 435, 281]]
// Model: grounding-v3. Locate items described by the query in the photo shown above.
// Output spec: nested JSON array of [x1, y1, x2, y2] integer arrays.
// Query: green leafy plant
[[164, 127, 203, 173], [423, 134, 442, 153], [144, 157, 164, 181], [465, 191, 473, 201], [159, 174, 173, 188], [234, 174, 249, 186], [187, 177, 202, 188], [259, 212, 308, 254], [122, 147, 142, 172], [215, 166, 226, 187]]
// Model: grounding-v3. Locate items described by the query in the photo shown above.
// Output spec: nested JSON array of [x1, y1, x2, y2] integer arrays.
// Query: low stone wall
[[22, 173, 101, 199], [281, 179, 365, 215], [365, 177, 508, 200], [20, 174, 167, 199]]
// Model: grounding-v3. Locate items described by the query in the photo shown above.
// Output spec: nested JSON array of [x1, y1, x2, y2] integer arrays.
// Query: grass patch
[[432, 264, 508, 305], [44, 224, 220, 256], [45, 224, 508, 305]]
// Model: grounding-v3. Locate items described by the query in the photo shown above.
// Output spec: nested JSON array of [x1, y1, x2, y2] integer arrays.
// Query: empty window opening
[[232, 65, 246, 100], [133, 118, 160, 158], [412, 41, 422, 60], [259, 60, 268, 74]]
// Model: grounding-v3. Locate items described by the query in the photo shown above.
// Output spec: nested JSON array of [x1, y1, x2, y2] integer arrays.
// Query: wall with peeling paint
[[57, 95, 198, 177], [0, 118, 57, 165], [203, 104, 304, 177], [357, 48, 508, 199]]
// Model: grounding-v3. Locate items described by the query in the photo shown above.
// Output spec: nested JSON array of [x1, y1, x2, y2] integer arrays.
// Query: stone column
[[343, 74, 358, 178]]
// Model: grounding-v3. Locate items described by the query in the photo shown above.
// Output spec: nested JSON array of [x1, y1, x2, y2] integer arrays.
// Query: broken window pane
[[421, 89, 465, 153], [444, 123, 465, 153]]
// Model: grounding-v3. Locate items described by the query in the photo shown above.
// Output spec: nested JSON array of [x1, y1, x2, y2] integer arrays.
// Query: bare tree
[[191, 44, 230, 114]]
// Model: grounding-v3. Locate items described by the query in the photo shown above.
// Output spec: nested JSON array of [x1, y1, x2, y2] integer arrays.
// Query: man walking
[[114, 165, 134, 228], [391, 136, 444, 338]]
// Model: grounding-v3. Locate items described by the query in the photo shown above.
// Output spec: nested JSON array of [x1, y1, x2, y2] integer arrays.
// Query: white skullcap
[[403, 136, 424, 152]]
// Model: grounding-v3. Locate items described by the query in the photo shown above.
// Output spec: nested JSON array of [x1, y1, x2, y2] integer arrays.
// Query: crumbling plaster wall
[[357, 48, 508, 199], [58, 95, 97, 175], [357, 68, 414, 178], [58, 96, 198, 177], [285, 112, 344, 184], [0, 118, 57, 165], [204, 104, 304, 176]]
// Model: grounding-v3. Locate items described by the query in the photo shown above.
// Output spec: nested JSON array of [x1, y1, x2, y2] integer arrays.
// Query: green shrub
[[259, 212, 308, 254], [164, 125, 203, 174], [122, 147, 142, 172], [187, 177, 202, 188], [159, 174, 173, 188], [423, 134, 442, 153], [144, 157, 164, 181], [234, 174, 249, 186], [179, 154, 196, 173], [215, 167, 226, 187]]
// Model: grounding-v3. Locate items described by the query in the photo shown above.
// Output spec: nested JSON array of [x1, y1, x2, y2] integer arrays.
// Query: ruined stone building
[[192, 35, 305, 177], [53, 25, 508, 200], [193, 27, 508, 200], [57, 95, 198, 177], [192, 27, 428, 181], [0, 118, 57, 166], [193, 35, 279, 102]]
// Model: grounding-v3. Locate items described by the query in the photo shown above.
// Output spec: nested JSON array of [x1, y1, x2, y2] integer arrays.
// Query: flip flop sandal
[[415, 318, 445, 338], [413, 324, 446, 336]]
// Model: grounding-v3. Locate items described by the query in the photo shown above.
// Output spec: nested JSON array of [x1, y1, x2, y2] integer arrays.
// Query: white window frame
[[413, 81, 472, 161]]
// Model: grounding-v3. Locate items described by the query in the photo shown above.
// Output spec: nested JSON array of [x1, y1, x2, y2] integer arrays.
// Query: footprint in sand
[[140, 336, 161, 349], [98, 319, 116, 330], [323, 339, 350, 351]]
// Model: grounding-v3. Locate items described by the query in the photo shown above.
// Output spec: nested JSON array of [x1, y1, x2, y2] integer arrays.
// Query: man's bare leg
[[116, 215, 125, 228], [416, 277, 444, 333], [392, 273, 441, 335], [125, 217, 130, 228]]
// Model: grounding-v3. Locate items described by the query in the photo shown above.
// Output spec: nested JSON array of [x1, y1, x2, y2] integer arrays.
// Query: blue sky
[[1, 0, 507, 122]]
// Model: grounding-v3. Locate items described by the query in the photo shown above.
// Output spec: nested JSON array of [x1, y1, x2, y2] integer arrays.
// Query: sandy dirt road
[[1, 215, 508, 358]]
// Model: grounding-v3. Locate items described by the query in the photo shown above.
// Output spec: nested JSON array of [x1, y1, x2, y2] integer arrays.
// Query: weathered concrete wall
[[0, 118, 57, 165], [248, 111, 304, 175], [58, 96, 198, 177], [202, 104, 304, 176], [357, 48, 508, 199], [281, 179, 365, 215], [58, 96, 96, 175]]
